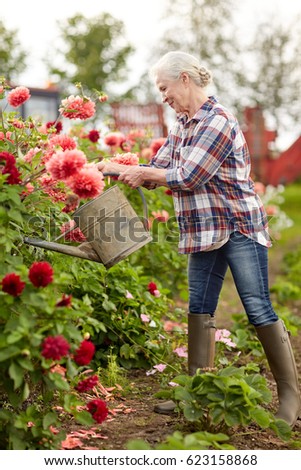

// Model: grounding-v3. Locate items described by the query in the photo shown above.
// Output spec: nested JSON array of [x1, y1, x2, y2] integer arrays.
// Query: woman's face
[[155, 72, 188, 114]]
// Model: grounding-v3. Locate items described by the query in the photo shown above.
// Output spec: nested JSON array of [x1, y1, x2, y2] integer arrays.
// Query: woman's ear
[[181, 72, 190, 85]]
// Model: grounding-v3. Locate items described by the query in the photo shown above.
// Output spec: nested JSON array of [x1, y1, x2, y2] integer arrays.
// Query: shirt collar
[[178, 95, 218, 125]]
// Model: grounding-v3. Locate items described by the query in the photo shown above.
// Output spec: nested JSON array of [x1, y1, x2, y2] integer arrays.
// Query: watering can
[[24, 174, 152, 269]]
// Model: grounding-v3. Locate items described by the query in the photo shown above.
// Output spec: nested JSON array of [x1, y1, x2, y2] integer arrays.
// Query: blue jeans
[[188, 232, 278, 326]]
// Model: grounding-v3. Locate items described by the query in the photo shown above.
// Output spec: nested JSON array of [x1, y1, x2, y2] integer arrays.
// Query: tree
[[132, 0, 243, 107], [46, 13, 135, 99], [0, 21, 27, 82], [245, 16, 301, 137]]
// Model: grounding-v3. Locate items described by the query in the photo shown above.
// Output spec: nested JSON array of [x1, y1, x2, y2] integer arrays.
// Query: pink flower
[[66, 165, 105, 199], [46, 149, 87, 180], [150, 137, 166, 156], [87, 399, 108, 424], [41, 335, 70, 360], [1, 273, 25, 297], [111, 152, 139, 165], [215, 329, 236, 348], [76, 375, 98, 392], [146, 363, 167, 375], [98, 93, 108, 103], [59, 95, 95, 120], [173, 346, 188, 358], [125, 290, 134, 299], [7, 86, 31, 108], [103, 131, 126, 148], [151, 210, 169, 222], [74, 340, 95, 366], [28, 261, 54, 288], [140, 314, 150, 323]]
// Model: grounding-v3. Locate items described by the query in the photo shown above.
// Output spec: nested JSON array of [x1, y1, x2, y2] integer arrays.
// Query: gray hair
[[150, 51, 212, 88]]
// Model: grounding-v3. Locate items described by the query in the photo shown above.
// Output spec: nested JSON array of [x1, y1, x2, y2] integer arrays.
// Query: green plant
[[127, 430, 235, 450], [155, 363, 291, 441]]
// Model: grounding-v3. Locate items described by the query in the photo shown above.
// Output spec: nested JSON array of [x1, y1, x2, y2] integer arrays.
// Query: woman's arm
[[97, 161, 168, 189]]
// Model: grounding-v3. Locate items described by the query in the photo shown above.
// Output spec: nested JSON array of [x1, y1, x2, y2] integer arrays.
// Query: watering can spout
[[23, 237, 102, 263]]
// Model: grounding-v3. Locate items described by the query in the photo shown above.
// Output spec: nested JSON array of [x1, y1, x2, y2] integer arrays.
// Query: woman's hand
[[96, 161, 125, 175], [118, 166, 146, 189]]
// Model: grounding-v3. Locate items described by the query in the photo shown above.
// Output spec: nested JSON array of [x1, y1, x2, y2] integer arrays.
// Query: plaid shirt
[[151, 96, 271, 253]]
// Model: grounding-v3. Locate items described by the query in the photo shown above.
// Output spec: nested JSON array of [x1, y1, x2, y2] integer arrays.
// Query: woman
[[97, 51, 300, 427]]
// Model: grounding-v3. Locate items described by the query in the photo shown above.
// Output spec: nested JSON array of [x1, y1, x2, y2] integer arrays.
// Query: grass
[[275, 182, 301, 246]]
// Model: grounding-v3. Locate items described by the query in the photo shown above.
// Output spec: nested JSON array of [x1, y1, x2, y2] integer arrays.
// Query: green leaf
[[183, 404, 203, 421], [43, 412, 59, 429], [73, 410, 95, 426], [0, 345, 20, 361], [251, 407, 271, 428], [127, 439, 152, 450], [48, 372, 70, 391], [8, 362, 24, 389]]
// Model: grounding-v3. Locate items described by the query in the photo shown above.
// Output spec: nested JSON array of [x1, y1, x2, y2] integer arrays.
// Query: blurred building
[[243, 106, 301, 185]]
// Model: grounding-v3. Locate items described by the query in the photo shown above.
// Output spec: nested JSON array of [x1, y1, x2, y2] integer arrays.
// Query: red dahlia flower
[[28, 261, 54, 287], [46, 121, 63, 134], [7, 86, 31, 108], [76, 375, 98, 392], [87, 130, 100, 143], [56, 294, 72, 307], [0, 151, 21, 184], [1, 273, 25, 297], [147, 282, 158, 295], [74, 340, 95, 366], [87, 399, 108, 424], [41, 335, 70, 360]]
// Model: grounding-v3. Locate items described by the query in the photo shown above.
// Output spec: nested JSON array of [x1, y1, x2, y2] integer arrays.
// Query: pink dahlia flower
[[66, 165, 105, 199], [7, 86, 31, 108], [59, 95, 96, 120], [45, 149, 87, 180], [111, 152, 139, 165]]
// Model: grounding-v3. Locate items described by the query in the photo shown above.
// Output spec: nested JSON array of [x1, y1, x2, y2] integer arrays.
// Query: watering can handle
[[103, 172, 150, 231]]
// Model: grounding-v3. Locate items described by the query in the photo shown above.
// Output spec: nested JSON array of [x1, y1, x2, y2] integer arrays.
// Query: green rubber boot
[[154, 313, 216, 414], [255, 319, 301, 427]]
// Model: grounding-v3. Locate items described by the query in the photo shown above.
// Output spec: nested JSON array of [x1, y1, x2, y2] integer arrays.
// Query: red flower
[[7, 86, 31, 108], [87, 399, 108, 424], [147, 282, 158, 295], [87, 130, 100, 143], [1, 273, 25, 297], [46, 121, 63, 134], [76, 375, 98, 392], [28, 261, 54, 287], [74, 340, 95, 366], [0, 151, 21, 185], [41, 335, 70, 360], [56, 294, 72, 307], [165, 189, 172, 196]]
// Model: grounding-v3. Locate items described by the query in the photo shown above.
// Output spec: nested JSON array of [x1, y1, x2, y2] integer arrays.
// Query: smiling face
[[155, 72, 190, 115]]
